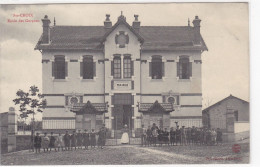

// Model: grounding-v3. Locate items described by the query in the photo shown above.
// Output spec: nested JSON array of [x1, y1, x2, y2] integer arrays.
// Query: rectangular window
[[83, 56, 94, 79], [54, 56, 65, 79], [151, 56, 163, 79], [178, 57, 192, 79], [123, 57, 131, 78], [113, 57, 121, 79], [234, 111, 238, 121]]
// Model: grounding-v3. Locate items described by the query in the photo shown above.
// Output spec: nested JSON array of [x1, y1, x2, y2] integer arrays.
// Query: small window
[[53, 56, 66, 79], [178, 56, 192, 79], [150, 56, 164, 79], [123, 56, 131, 78], [113, 56, 121, 79]]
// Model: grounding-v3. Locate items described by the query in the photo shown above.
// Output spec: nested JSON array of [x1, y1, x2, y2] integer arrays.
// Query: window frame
[[54, 56, 66, 79], [151, 56, 163, 79], [113, 56, 121, 79], [123, 56, 131, 78]]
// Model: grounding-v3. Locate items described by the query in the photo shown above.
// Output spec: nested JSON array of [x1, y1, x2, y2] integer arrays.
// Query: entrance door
[[123, 105, 132, 129]]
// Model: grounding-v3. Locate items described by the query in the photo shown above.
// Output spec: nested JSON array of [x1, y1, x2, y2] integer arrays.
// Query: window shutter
[[189, 62, 192, 77], [149, 62, 152, 77], [111, 80, 114, 90], [80, 96, 83, 103], [93, 62, 96, 77], [131, 80, 134, 90], [80, 62, 83, 77], [132, 95, 134, 105], [177, 62, 180, 77], [131, 61, 134, 76], [65, 62, 68, 77], [162, 62, 165, 77], [111, 95, 114, 105], [52, 62, 55, 77], [65, 96, 68, 105], [176, 95, 180, 105], [111, 61, 114, 76]]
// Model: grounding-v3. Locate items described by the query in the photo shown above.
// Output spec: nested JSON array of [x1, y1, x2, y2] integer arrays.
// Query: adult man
[[163, 128, 169, 145], [34, 132, 41, 153], [146, 126, 152, 146], [216, 128, 223, 145], [191, 126, 196, 145], [77, 130, 83, 149], [49, 132, 56, 152], [98, 124, 107, 149], [83, 129, 90, 149], [169, 127, 175, 146], [71, 131, 77, 150], [63, 131, 70, 151], [175, 126, 181, 145], [141, 124, 147, 147]]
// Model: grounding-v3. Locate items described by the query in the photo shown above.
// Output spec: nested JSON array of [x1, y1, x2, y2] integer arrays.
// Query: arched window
[[80, 56, 96, 79], [149, 56, 164, 79], [177, 56, 192, 79], [52, 56, 67, 79]]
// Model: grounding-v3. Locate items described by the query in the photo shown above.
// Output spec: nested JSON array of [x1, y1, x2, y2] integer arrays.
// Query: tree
[[13, 85, 47, 149]]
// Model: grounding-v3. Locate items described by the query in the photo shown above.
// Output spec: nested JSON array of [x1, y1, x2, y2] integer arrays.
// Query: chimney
[[192, 16, 202, 45], [104, 14, 112, 30], [132, 15, 140, 33], [41, 15, 51, 44]]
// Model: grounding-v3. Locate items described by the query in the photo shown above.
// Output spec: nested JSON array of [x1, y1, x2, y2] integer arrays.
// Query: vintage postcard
[[0, 2, 249, 165]]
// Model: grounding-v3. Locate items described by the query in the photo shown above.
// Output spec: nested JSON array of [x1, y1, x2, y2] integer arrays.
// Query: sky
[[0, 3, 249, 119]]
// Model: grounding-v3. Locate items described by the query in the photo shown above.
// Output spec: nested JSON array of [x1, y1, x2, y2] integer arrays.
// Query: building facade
[[202, 95, 249, 133], [35, 14, 208, 137]]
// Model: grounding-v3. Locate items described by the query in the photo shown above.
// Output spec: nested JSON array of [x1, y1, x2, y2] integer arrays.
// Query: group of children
[[33, 126, 107, 153], [141, 123, 223, 147]]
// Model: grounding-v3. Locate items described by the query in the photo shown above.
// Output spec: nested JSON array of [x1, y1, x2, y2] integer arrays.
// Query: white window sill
[[79, 76, 97, 81], [51, 77, 69, 82], [176, 77, 192, 82], [147, 76, 166, 81]]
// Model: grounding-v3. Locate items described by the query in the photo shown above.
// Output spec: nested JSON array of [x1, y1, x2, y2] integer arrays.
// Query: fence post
[[8, 107, 17, 152]]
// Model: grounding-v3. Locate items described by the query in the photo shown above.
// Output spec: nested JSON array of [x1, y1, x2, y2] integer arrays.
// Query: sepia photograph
[[0, 2, 251, 165]]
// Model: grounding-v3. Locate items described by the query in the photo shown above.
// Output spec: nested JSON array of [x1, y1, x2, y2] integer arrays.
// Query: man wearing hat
[[83, 129, 90, 149], [180, 126, 187, 145], [175, 126, 181, 145], [63, 131, 70, 151], [71, 131, 77, 150], [77, 130, 83, 149]]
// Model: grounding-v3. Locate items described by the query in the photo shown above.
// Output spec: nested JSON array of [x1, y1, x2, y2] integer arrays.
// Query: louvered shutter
[[149, 62, 152, 77], [131, 61, 134, 76], [132, 95, 134, 105], [176, 96, 180, 105], [162, 62, 165, 77], [111, 61, 114, 76], [177, 62, 180, 77], [52, 62, 55, 77], [80, 62, 83, 77], [65, 62, 68, 77], [189, 62, 192, 78], [93, 62, 96, 77], [111, 95, 115, 105]]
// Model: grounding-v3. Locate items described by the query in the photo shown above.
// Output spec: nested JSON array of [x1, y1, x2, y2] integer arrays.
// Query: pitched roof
[[70, 101, 108, 115], [139, 100, 174, 113], [35, 22, 208, 51], [202, 95, 249, 113]]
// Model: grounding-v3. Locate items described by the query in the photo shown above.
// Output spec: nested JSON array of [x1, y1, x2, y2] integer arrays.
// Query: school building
[[35, 13, 208, 137]]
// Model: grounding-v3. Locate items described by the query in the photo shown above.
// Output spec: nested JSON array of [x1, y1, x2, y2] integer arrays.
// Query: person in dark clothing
[[146, 126, 152, 146], [175, 126, 181, 146], [63, 131, 71, 151], [169, 127, 176, 146], [206, 129, 211, 145], [97, 124, 107, 149], [163, 128, 169, 145], [216, 128, 223, 145], [30, 130, 34, 152], [34, 132, 41, 153], [49, 132, 56, 152], [83, 129, 90, 149], [158, 127, 163, 146], [70, 131, 77, 150], [90, 129, 96, 148], [186, 127, 191, 145], [77, 130, 83, 149], [191, 126, 196, 145]]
